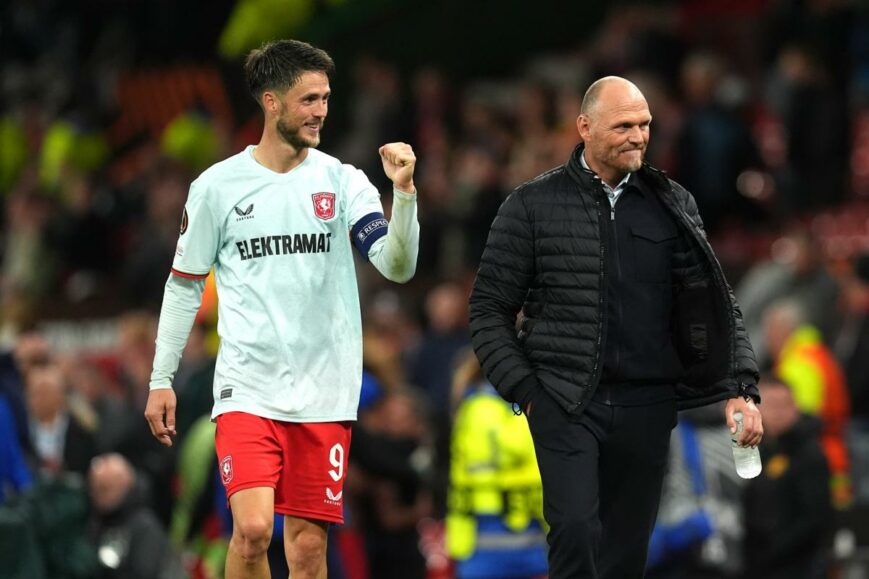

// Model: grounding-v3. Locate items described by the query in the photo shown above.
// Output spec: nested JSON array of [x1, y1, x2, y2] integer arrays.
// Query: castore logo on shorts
[[325, 487, 342, 505]]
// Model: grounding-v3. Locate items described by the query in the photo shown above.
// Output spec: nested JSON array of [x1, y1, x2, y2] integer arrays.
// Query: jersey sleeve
[[367, 188, 418, 283], [149, 274, 206, 390], [344, 167, 388, 260], [172, 180, 220, 278]]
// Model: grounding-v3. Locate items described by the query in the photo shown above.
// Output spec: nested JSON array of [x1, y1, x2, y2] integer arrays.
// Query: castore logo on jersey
[[234, 204, 254, 221]]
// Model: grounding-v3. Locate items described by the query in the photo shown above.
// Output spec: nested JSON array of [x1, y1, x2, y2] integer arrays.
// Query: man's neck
[[581, 152, 627, 189], [253, 132, 309, 173], [600, 173, 627, 190]]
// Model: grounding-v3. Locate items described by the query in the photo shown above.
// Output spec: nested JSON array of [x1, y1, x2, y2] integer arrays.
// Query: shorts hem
[[275, 506, 344, 525], [225, 480, 277, 501]]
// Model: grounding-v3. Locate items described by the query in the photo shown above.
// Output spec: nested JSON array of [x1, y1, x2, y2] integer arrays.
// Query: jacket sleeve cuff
[[737, 380, 761, 405]]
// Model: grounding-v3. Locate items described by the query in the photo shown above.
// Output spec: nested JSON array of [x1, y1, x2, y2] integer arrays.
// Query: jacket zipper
[[608, 192, 621, 396], [585, 181, 609, 409]]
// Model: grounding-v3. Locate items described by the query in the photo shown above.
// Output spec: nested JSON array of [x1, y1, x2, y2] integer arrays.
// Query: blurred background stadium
[[2, 0, 869, 577]]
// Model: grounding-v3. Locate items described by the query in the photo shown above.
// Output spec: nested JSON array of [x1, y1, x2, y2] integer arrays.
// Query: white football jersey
[[173, 146, 389, 422]]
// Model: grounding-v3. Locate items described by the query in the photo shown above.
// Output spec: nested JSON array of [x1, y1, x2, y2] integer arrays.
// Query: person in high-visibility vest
[[764, 300, 852, 508], [447, 350, 548, 579]]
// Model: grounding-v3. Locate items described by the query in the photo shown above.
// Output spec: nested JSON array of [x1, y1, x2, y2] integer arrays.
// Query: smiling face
[[273, 71, 330, 150], [577, 79, 651, 187]]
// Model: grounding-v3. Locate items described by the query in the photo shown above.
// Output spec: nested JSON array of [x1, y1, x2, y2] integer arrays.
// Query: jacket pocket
[[673, 279, 728, 388], [527, 388, 566, 440], [631, 225, 677, 283], [688, 323, 708, 360]]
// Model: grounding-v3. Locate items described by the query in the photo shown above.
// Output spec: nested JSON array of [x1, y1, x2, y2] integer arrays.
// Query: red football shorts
[[215, 412, 352, 524]]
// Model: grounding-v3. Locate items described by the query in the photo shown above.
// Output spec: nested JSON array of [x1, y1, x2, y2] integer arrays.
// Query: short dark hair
[[244, 39, 335, 106]]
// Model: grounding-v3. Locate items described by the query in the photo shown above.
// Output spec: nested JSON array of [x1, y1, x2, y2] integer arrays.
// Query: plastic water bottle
[[731, 411, 762, 479]]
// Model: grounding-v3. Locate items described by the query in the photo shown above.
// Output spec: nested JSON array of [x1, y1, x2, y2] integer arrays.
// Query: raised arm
[[348, 143, 419, 283]]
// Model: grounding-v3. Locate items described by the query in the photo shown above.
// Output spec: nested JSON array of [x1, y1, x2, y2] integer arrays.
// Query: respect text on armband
[[356, 218, 388, 244]]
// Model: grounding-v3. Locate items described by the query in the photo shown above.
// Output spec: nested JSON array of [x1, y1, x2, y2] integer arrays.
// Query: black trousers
[[527, 390, 676, 579]]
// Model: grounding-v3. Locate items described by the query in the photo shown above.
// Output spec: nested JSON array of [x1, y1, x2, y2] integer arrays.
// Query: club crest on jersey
[[220, 456, 233, 485], [312, 192, 336, 220]]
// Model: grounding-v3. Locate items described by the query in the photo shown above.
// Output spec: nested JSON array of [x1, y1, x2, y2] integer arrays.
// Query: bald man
[[469, 77, 763, 578], [89, 453, 185, 578]]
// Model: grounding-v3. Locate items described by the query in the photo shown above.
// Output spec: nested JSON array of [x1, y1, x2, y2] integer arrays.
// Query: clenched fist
[[379, 142, 416, 193]]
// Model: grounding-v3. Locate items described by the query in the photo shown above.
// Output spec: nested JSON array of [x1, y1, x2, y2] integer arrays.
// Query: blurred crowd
[[2, 0, 869, 578]]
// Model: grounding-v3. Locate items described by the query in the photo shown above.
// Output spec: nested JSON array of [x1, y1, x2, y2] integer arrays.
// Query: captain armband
[[351, 212, 388, 260]]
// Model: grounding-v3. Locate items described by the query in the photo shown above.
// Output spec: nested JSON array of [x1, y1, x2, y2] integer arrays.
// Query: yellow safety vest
[[446, 388, 546, 560]]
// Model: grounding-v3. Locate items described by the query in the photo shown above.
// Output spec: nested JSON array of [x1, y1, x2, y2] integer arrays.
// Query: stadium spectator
[[408, 281, 471, 418], [25, 363, 97, 477], [446, 350, 547, 579], [675, 51, 765, 233], [736, 228, 840, 367], [0, 329, 51, 452], [763, 299, 851, 507], [742, 378, 833, 579], [88, 453, 185, 579], [834, 252, 869, 506]]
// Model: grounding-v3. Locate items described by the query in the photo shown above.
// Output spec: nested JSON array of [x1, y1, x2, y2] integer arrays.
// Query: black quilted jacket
[[469, 145, 759, 415]]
